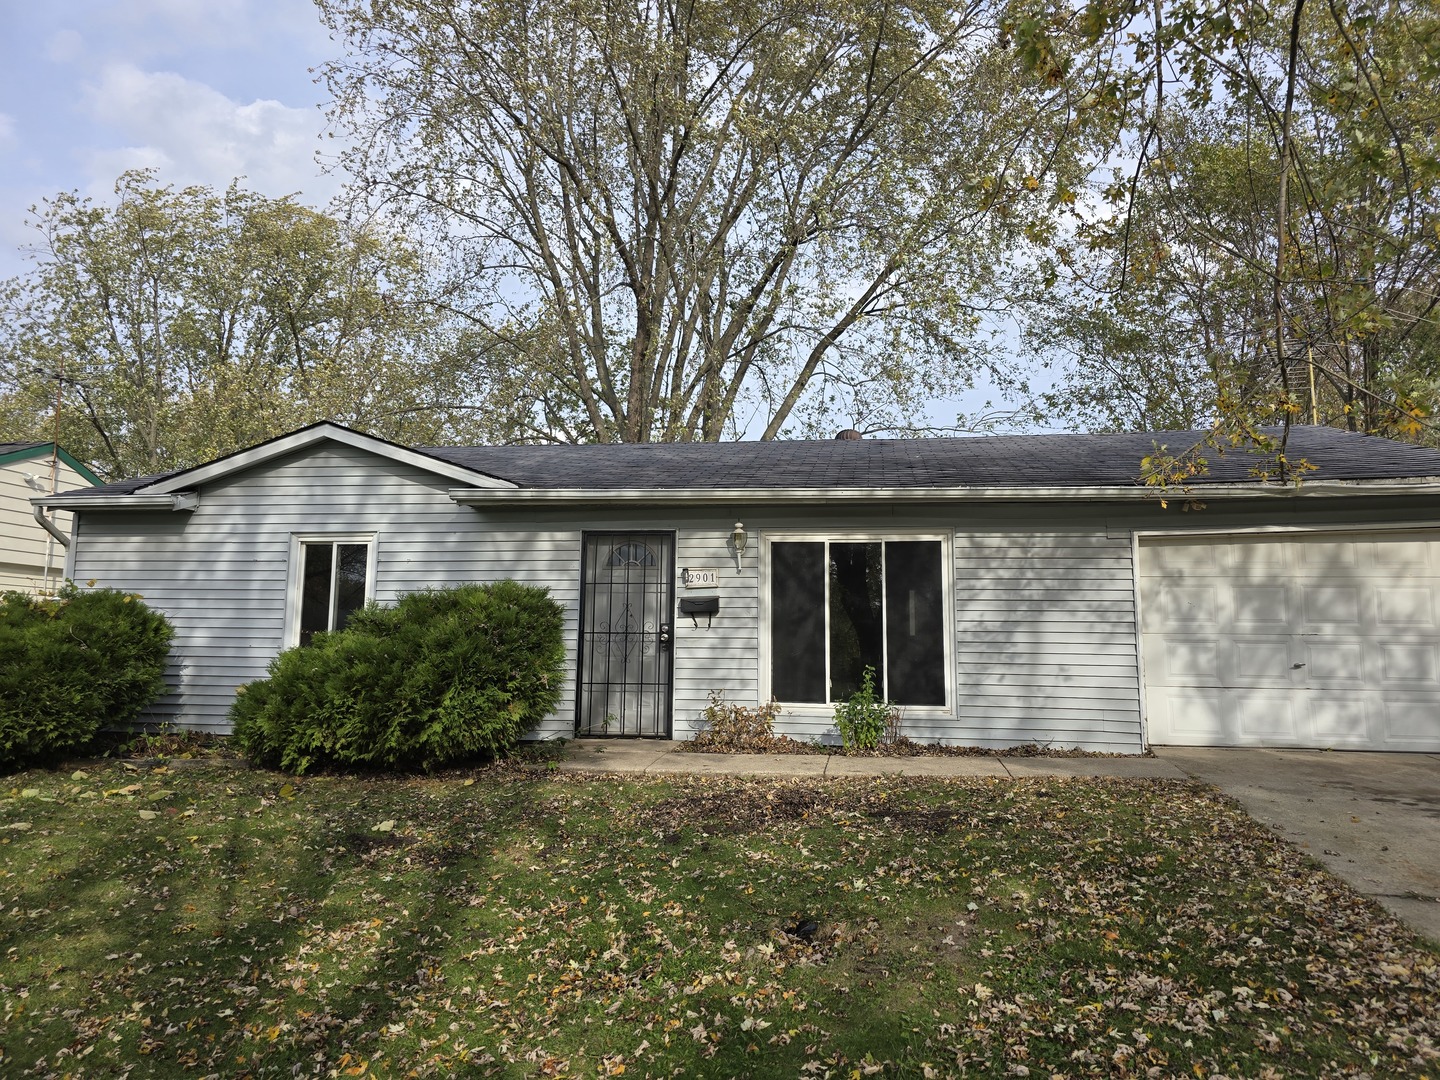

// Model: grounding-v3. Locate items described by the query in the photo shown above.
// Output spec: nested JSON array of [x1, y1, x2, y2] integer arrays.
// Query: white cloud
[[79, 63, 339, 207], [44, 30, 86, 64], [0, 113, 15, 144]]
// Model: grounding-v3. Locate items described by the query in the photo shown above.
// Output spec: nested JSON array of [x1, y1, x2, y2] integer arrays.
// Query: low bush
[[0, 584, 174, 769], [691, 690, 785, 752], [833, 666, 899, 751], [231, 581, 566, 773]]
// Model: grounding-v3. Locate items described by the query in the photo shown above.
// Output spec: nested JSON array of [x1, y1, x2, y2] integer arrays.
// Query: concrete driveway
[[1154, 747, 1440, 943]]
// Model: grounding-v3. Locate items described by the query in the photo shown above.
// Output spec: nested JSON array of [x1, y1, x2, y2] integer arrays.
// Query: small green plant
[[832, 666, 898, 751], [692, 690, 783, 752]]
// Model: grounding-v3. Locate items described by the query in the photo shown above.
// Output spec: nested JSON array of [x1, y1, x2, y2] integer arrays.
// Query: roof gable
[[140, 423, 518, 495], [0, 443, 102, 486]]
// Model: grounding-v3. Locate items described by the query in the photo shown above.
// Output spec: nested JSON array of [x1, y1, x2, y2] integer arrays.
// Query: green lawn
[[0, 760, 1436, 1078]]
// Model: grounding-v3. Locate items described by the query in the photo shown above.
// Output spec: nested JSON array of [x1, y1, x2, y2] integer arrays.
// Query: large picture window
[[290, 536, 374, 646], [769, 538, 947, 707]]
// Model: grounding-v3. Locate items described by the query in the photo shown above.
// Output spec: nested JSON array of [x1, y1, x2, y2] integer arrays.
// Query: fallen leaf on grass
[[138, 810, 158, 821], [374, 820, 395, 833]]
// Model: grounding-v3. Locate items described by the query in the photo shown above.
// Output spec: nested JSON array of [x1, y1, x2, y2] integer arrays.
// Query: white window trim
[[758, 530, 956, 717], [283, 533, 378, 647]]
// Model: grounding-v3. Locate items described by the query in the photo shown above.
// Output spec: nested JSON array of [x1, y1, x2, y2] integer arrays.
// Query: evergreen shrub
[[231, 581, 566, 773], [0, 585, 174, 769]]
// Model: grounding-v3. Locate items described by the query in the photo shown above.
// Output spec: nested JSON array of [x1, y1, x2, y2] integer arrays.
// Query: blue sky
[[0, 0, 340, 281]]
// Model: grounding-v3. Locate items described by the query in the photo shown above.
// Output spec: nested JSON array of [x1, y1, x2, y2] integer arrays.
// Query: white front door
[[1140, 531, 1440, 751]]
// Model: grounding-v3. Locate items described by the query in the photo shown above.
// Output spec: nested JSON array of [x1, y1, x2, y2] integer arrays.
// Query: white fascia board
[[448, 479, 1440, 506], [34, 492, 199, 511], [143, 424, 517, 494]]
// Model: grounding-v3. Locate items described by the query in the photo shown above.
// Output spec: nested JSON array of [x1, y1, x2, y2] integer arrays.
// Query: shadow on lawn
[[7, 764, 1439, 1078], [9, 763, 935, 1077]]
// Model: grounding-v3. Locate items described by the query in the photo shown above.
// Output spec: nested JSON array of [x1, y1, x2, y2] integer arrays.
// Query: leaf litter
[[0, 764, 1435, 1078]]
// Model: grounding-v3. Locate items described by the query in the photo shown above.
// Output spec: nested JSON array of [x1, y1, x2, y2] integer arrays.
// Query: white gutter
[[34, 491, 200, 511], [448, 479, 1440, 506]]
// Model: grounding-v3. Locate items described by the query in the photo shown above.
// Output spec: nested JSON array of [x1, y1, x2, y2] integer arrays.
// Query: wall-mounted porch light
[[729, 521, 747, 571]]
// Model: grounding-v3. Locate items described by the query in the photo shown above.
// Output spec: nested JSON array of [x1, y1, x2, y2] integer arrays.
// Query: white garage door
[[1140, 530, 1440, 750]]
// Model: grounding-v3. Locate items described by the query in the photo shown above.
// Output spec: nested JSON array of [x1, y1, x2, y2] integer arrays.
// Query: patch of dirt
[[862, 804, 965, 836], [645, 782, 991, 836], [77, 730, 245, 764], [647, 784, 839, 833], [334, 830, 408, 857]]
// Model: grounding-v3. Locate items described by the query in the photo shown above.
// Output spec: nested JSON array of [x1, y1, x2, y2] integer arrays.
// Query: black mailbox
[[679, 595, 720, 626]]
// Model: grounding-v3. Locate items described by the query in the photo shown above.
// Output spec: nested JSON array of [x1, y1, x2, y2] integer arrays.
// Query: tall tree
[[0, 171, 481, 479], [1012, 0, 1440, 450], [316, 0, 1101, 442]]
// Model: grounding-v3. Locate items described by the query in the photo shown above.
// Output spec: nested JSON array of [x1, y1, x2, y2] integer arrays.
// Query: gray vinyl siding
[[951, 529, 1141, 753], [671, 531, 759, 738], [70, 461, 1151, 749], [70, 444, 582, 736]]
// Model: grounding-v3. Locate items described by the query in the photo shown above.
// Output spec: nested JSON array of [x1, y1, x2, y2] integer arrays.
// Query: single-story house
[[34, 421, 1440, 754], [1, 441, 101, 594]]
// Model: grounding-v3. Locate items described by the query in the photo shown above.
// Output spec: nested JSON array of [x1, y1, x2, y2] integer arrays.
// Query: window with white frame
[[767, 537, 949, 707], [291, 536, 375, 646]]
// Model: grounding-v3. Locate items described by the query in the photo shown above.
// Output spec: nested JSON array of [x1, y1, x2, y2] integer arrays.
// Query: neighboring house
[[1, 441, 101, 594], [34, 422, 1440, 754]]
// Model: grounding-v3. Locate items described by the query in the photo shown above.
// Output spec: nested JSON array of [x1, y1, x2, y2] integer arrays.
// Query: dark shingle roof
[[64, 474, 172, 497], [0, 441, 47, 456], [420, 427, 1440, 489], [51, 426, 1440, 500]]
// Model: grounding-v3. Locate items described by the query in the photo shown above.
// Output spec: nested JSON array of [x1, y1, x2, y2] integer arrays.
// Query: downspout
[[45, 443, 61, 590], [33, 504, 70, 548]]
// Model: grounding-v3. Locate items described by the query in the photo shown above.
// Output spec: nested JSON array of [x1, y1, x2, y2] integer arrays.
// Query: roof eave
[[35, 491, 199, 511], [448, 479, 1440, 506]]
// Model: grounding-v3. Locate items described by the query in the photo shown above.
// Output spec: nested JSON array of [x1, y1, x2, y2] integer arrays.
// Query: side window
[[292, 537, 374, 646]]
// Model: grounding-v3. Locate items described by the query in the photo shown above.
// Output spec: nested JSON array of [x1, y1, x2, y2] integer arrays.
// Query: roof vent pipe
[[834, 429, 863, 440]]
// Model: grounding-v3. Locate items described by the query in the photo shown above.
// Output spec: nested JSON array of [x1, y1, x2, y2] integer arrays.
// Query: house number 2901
[[681, 568, 718, 588]]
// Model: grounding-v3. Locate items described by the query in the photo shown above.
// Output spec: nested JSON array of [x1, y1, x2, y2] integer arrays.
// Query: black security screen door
[[577, 532, 675, 737]]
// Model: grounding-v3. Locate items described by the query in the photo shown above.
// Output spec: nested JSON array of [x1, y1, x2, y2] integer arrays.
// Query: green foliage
[[1017, 0, 1440, 447], [231, 582, 566, 774], [691, 690, 784, 752], [0, 585, 174, 769], [0, 170, 484, 479], [832, 666, 897, 751]]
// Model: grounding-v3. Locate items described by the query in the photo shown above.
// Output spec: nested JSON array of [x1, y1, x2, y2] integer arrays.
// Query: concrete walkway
[[1156, 747, 1440, 943], [557, 739, 1187, 780]]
